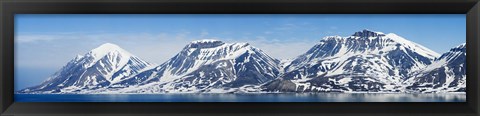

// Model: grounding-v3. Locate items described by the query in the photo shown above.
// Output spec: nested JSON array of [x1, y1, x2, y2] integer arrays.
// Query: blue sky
[[14, 14, 465, 90]]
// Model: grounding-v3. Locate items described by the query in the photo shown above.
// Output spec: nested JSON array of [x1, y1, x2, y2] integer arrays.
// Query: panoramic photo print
[[14, 14, 466, 102]]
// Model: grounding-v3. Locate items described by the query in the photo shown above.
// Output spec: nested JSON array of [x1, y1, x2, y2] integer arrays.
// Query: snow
[[423, 57, 448, 72], [385, 33, 440, 58], [337, 78, 352, 85], [89, 43, 133, 64], [98, 40, 279, 93], [277, 29, 453, 93], [86, 43, 152, 83], [416, 43, 465, 77], [19, 42, 153, 94]]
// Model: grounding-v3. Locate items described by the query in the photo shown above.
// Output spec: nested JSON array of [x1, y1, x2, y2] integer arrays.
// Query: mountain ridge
[[264, 29, 453, 93], [18, 30, 465, 94], [105, 39, 280, 93]]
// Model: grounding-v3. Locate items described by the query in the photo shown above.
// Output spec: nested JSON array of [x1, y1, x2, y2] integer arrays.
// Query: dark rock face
[[307, 75, 387, 92], [352, 29, 385, 37], [187, 40, 226, 48], [262, 79, 297, 92]]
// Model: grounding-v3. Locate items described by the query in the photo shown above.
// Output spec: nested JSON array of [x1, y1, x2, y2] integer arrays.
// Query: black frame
[[1, 0, 479, 116]]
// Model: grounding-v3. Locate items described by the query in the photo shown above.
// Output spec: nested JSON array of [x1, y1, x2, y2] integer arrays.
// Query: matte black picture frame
[[1, 0, 479, 116]]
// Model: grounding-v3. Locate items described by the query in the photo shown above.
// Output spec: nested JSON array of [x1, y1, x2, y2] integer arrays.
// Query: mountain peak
[[449, 43, 466, 52], [73, 54, 84, 61], [88, 43, 132, 60], [351, 29, 385, 37], [92, 43, 123, 52], [97, 43, 121, 49], [456, 43, 466, 48], [187, 39, 226, 48]]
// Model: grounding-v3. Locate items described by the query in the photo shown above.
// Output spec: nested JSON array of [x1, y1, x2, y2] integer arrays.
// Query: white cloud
[[224, 36, 316, 60], [275, 23, 299, 30], [253, 41, 314, 60], [264, 31, 273, 34], [16, 35, 73, 43], [200, 30, 209, 38], [15, 32, 198, 69]]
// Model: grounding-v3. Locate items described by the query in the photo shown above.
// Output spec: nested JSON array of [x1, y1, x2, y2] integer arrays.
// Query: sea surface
[[15, 93, 466, 102]]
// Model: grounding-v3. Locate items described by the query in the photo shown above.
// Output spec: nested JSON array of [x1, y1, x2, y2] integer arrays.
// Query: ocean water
[[15, 93, 466, 102]]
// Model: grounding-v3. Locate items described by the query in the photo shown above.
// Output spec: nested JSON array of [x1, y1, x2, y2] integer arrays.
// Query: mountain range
[[18, 29, 466, 94]]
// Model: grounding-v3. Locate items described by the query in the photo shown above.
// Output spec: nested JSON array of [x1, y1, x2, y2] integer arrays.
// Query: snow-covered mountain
[[405, 43, 466, 93], [18, 30, 466, 94], [264, 29, 440, 92], [109, 40, 281, 93], [18, 43, 152, 93]]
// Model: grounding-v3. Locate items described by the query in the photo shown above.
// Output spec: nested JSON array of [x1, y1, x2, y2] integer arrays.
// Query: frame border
[[1, 0, 479, 116]]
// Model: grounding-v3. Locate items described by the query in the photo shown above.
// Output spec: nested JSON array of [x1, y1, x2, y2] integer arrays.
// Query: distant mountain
[[18, 43, 152, 93], [405, 43, 466, 93], [264, 29, 440, 92], [110, 40, 281, 93]]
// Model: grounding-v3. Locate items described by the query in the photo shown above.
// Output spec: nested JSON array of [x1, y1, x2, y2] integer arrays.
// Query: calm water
[[15, 93, 466, 102]]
